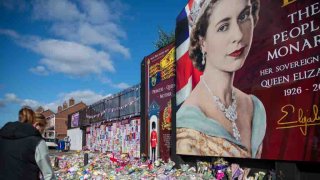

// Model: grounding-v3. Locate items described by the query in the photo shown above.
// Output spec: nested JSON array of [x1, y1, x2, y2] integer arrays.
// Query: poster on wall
[[175, 0, 319, 161], [144, 43, 175, 161], [71, 112, 79, 128], [85, 119, 140, 157]]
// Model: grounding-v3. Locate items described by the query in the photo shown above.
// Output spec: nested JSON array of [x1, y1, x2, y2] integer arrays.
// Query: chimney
[[69, 98, 75, 107], [57, 106, 62, 113], [36, 106, 44, 113], [63, 101, 68, 110]]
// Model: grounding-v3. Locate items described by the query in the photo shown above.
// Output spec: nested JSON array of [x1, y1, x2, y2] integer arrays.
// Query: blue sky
[[0, 0, 187, 127]]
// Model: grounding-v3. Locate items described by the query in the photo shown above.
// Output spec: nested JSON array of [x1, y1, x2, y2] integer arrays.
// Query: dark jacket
[[0, 121, 43, 180]]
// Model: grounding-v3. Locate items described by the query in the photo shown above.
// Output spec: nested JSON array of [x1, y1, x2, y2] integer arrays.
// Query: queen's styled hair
[[188, 0, 260, 72]]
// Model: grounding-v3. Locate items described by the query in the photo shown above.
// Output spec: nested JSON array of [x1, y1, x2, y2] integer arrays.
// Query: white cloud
[[0, 0, 132, 85], [97, 75, 130, 90], [32, 0, 83, 22], [0, 28, 41, 51], [36, 39, 115, 76], [29, 65, 49, 75], [112, 82, 130, 89], [80, 0, 113, 24], [45, 90, 111, 112], [0, 30, 116, 77], [59, 90, 111, 106], [0, 90, 111, 112], [31, 0, 130, 58], [4, 93, 20, 103], [0, 93, 41, 109], [0, 29, 20, 39], [0, 0, 29, 11], [21, 99, 41, 108]]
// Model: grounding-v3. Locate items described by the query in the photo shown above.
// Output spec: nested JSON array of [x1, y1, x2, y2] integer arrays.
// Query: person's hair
[[19, 106, 35, 124], [189, 0, 260, 72], [34, 113, 47, 127], [152, 121, 156, 129]]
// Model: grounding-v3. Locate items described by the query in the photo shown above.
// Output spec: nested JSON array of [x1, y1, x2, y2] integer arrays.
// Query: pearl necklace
[[202, 79, 241, 141]]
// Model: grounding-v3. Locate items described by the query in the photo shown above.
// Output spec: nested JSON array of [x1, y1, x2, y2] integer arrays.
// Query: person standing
[[0, 107, 55, 180], [33, 113, 56, 180], [64, 136, 71, 151], [150, 121, 158, 162]]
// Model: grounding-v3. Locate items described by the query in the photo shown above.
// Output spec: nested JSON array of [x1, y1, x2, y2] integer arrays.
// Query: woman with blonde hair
[[0, 108, 55, 180], [176, 0, 266, 158], [33, 113, 47, 134], [19, 106, 35, 123]]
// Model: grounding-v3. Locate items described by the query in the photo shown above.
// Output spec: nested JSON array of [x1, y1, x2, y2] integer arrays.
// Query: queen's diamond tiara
[[188, 0, 211, 27]]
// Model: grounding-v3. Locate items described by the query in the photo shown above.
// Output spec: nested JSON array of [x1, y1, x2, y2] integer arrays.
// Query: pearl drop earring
[[202, 52, 206, 65]]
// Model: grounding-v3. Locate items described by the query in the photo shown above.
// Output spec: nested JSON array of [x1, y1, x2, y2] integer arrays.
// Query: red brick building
[[36, 107, 55, 119], [37, 98, 86, 140], [36, 107, 55, 139], [55, 98, 86, 140]]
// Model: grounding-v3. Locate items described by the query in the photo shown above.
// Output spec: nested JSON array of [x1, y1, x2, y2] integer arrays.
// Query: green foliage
[[154, 27, 175, 49]]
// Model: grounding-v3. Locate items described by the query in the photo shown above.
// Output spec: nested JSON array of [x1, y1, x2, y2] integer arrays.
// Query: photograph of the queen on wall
[[176, 0, 266, 158]]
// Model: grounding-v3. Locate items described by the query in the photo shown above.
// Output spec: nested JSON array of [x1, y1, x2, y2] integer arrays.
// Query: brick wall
[[55, 102, 86, 140]]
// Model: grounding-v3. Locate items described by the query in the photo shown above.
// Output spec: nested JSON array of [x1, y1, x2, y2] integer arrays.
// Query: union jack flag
[[175, 0, 203, 106]]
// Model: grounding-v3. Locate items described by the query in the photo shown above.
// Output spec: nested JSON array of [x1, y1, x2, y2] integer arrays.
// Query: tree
[[154, 27, 175, 49]]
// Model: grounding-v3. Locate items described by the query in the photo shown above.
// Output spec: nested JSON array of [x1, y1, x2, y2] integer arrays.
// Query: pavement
[[49, 149, 77, 156]]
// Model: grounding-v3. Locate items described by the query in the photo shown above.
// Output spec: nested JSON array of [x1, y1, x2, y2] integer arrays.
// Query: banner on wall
[[144, 43, 175, 161], [175, 0, 319, 161]]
